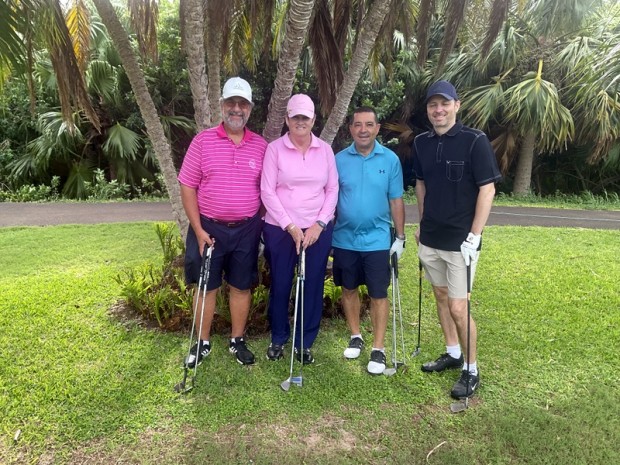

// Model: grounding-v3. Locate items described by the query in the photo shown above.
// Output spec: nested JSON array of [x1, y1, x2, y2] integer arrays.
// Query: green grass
[[1, 223, 619, 464]]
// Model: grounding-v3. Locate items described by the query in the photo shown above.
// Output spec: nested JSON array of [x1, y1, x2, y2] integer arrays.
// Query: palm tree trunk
[[320, 0, 394, 145], [513, 130, 536, 195], [206, 1, 223, 124], [92, 0, 189, 238], [183, 0, 211, 131], [262, 0, 316, 143]]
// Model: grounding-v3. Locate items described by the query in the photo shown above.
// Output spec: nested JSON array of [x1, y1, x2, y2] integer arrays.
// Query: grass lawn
[[0, 222, 618, 464]]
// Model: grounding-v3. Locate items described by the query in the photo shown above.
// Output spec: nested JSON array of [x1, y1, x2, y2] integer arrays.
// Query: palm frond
[[309, 0, 344, 115], [481, 0, 510, 57], [461, 74, 509, 130], [504, 60, 575, 153], [333, 0, 352, 58], [102, 123, 141, 162], [415, 0, 434, 67], [65, 0, 91, 73], [436, 0, 467, 72], [87, 59, 116, 100], [127, 0, 158, 62]]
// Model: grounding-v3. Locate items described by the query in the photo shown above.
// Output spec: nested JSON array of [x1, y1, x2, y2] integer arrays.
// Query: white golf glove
[[460, 232, 481, 266], [389, 237, 406, 260]]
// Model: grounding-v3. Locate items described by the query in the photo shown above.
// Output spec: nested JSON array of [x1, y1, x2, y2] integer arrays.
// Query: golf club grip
[[391, 252, 398, 278], [299, 247, 306, 279], [199, 245, 213, 290]]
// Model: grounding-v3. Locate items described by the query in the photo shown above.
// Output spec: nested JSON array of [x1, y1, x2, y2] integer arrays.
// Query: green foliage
[[83, 169, 131, 200], [115, 222, 191, 328], [0, 176, 61, 201]]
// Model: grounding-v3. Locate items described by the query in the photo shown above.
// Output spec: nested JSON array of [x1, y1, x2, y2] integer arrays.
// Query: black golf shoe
[[367, 350, 386, 375], [184, 340, 211, 368], [266, 343, 284, 361], [421, 353, 463, 372], [450, 370, 480, 399], [229, 337, 255, 365], [343, 337, 364, 359], [295, 348, 314, 365]]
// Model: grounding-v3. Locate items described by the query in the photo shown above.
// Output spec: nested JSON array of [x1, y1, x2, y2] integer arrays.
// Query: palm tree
[[262, 0, 317, 143], [439, 0, 615, 194], [91, 0, 188, 233]]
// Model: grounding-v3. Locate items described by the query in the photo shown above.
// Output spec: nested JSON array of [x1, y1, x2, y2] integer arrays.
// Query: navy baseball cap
[[425, 80, 459, 103]]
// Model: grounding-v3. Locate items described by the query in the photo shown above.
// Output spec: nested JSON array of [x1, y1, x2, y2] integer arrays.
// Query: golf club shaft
[[417, 261, 422, 350], [465, 263, 471, 400]]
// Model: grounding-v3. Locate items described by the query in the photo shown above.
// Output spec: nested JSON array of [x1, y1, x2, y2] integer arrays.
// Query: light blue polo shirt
[[332, 141, 404, 251]]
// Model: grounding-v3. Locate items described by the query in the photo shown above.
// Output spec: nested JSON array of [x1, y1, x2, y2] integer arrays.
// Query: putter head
[[291, 376, 303, 387], [383, 367, 397, 376], [450, 397, 469, 413], [174, 380, 194, 394]]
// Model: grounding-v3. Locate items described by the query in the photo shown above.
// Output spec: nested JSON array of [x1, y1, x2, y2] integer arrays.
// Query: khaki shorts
[[418, 243, 478, 299]]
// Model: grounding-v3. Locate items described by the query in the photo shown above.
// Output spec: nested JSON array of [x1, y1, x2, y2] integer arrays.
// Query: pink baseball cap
[[287, 94, 315, 119]]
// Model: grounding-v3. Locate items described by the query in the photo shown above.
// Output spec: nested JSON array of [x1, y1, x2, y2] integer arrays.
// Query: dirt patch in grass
[[211, 413, 363, 456]]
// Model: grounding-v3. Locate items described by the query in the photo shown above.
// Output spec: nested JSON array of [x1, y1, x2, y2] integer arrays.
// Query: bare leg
[[229, 285, 251, 338], [432, 285, 459, 347], [195, 288, 218, 341], [341, 287, 361, 335], [448, 298, 477, 363], [369, 297, 389, 349]]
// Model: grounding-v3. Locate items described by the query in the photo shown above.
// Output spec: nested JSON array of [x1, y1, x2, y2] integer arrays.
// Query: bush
[[0, 176, 61, 202], [113, 224, 369, 333], [115, 223, 191, 329]]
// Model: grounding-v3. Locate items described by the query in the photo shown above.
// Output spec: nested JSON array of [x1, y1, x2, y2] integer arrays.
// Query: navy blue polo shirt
[[412, 122, 501, 251]]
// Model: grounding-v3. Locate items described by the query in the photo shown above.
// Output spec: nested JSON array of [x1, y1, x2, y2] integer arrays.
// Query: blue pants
[[263, 222, 333, 349]]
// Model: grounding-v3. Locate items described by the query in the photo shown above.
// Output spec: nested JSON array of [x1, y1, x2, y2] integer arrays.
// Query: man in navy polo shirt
[[412, 80, 501, 399], [333, 106, 406, 375]]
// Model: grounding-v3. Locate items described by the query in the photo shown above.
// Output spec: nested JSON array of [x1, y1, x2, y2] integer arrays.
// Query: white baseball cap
[[222, 77, 253, 104]]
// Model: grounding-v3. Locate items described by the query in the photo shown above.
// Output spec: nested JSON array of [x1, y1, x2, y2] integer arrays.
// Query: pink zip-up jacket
[[261, 133, 338, 229]]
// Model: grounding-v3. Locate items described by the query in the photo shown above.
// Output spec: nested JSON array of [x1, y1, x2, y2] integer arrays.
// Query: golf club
[[384, 252, 406, 376], [281, 247, 306, 391], [411, 260, 423, 357], [450, 263, 472, 413], [175, 244, 213, 394]]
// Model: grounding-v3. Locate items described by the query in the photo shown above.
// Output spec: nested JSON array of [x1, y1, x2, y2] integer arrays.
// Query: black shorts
[[332, 248, 390, 299], [184, 213, 262, 291]]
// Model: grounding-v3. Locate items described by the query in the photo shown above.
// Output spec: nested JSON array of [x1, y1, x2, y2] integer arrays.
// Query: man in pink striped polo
[[178, 77, 268, 367]]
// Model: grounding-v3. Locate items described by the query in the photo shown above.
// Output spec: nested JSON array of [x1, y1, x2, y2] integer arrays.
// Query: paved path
[[1, 201, 619, 229]]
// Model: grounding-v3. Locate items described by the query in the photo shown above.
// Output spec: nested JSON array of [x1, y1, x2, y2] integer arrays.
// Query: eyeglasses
[[223, 98, 252, 109]]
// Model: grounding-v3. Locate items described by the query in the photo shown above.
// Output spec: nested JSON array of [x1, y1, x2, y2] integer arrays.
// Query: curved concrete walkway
[[1, 201, 619, 229]]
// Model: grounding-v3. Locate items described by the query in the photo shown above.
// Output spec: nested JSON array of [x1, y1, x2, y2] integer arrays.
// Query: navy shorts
[[332, 248, 390, 299], [184, 213, 262, 291]]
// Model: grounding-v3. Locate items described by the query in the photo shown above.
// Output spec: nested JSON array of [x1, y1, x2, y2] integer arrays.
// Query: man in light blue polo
[[332, 106, 406, 375]]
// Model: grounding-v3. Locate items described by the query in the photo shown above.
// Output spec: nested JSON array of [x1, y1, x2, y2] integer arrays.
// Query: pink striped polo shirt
[[178, 123, 267, 220]]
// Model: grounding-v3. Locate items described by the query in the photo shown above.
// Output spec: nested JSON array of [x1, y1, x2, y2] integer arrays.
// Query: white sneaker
[[367, 350, 386, 375], [343, 337, 364, 359]]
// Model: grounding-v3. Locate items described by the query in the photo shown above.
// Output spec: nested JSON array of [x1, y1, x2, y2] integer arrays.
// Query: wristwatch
[[316, 220, 327, 229], [396, 234, 406, 240]]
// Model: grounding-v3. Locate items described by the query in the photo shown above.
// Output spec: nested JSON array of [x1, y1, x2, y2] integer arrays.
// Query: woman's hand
[[302, 223, 323, 250]]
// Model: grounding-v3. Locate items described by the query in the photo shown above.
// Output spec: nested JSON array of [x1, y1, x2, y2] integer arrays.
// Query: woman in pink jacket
[[260, 94, 338, 364]]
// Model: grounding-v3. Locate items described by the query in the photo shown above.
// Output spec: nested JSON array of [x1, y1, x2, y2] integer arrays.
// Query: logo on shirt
[[249, 160, 256, 170], [379, 169, 385, 174]]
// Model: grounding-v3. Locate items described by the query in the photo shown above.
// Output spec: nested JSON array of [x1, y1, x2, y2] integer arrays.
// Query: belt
[[206, 217, 251, 228]]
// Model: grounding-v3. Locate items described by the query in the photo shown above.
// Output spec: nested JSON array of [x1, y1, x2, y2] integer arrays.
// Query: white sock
[[463, 361, 478, 375], [351, 334, 362, 340], [372, 347, 385, 353], [447, 344, 462, 359]]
